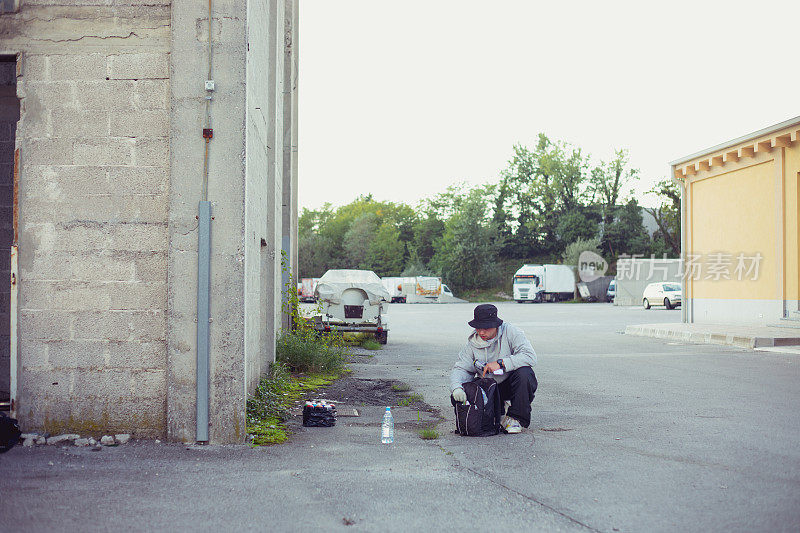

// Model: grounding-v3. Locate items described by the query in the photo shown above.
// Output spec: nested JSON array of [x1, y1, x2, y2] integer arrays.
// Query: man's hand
[[481, 361, 501, 377], [452, 387, 466, 403]]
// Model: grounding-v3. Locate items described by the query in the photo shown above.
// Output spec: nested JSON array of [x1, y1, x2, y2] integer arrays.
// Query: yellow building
[[672, 116, 800, 325]]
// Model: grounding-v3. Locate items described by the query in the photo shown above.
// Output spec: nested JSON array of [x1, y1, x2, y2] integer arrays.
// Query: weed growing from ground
[[247, 259, 351, 446], [246, 362, 343, 446], [419, 427, 439, 440], [397, 392, 424, 407], [277, 256, 350, 373], [360, 338, 382, 350], [391, 382, 411, 392], [276, 329, 348, 373]]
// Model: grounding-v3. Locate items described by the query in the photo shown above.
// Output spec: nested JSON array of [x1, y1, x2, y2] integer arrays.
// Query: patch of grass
[[460, 288, 502, 303], [276, 328, 349, 373], [460, 287, 513, 303], [246, 362, 344, 446], [249, 417, 288, 445], [391, 382, 411, 392], [360, 338, 382, 350], [278, 258, 351, 374], [397, 392, 424, 407], [341, 332, 368, 346], [418, 427, 439, 440]]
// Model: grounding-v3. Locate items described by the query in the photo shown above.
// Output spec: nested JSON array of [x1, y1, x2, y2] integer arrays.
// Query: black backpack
[[0, 412, 21, 453], [453, 377, 501, 436]]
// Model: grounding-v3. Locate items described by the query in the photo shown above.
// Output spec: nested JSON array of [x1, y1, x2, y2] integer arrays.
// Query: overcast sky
[[298, 0, 800, 211]]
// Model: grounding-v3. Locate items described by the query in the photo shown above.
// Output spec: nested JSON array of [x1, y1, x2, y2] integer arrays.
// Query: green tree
[[562, 236, 602, 267], [589, 149, 639, 225], [298, 233, 338, 278], [602, 199, 651, 259], [494, 134, 591, 259], [556, 208, 600, 247], [409, 211, 445, 268], [644, 178, 681, 256], [343, 213, 379, 269], [430, 189, 501, 292], [366, 223, 405, 276]]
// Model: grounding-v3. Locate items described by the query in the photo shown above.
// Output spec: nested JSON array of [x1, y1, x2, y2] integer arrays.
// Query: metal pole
[[196, 201, 211, 442]]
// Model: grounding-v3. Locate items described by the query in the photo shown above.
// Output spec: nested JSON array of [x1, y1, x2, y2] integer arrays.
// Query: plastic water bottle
[[381, 407, 394, 444]]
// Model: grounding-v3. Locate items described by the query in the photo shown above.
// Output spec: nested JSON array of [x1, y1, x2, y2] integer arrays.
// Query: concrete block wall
[[1, 0, 297, 443], [281, 0, 299, 330], [6, 3, 171, 436], [168, 0, 295, 444]]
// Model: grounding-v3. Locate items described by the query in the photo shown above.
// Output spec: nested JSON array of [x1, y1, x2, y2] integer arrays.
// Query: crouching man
[[450, 304, 538, 434]]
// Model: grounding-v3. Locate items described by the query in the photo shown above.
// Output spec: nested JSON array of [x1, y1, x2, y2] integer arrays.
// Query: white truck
[[381, 276, 415, 303], [512, 264, 575, 303], [382, 276, 456, 303], [313, 269, 390, 343], [298, 277, 320, 303]]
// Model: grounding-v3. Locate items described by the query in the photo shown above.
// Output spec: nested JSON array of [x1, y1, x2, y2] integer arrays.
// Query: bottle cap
[[386, 407, 391, 411]]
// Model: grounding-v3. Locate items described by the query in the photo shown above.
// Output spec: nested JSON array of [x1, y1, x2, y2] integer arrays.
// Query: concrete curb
[[625, 324, 800, 349]]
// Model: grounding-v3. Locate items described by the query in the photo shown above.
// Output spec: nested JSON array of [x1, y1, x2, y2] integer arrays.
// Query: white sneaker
[[501, 415, 522, 434]]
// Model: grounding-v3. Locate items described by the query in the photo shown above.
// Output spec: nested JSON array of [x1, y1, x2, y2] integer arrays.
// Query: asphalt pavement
[[2, 302, 799, 532]]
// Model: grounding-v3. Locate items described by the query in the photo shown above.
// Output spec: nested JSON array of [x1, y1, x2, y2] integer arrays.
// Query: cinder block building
[[0, 0, 298, 443], [671, 116, 799, 326]]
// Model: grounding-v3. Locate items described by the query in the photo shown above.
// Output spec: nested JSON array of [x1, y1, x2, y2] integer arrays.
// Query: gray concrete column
[[168, 0, 248, 444], [281, 0, 298, 331], [266, 0, 285, 351]]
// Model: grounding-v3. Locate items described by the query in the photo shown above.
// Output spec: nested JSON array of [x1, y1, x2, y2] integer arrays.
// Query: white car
[[642, 282, 682, 310]]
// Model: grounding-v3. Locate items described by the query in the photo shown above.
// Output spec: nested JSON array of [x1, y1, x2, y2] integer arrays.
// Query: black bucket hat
[[468, 304, 503, 329]]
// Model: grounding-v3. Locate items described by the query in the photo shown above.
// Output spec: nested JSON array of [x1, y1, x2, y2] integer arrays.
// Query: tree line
[[299, 134, 680, 294]]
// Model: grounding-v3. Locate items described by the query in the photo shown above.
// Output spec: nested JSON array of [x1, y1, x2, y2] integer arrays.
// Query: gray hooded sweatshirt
[[450, 322, 537, 392]]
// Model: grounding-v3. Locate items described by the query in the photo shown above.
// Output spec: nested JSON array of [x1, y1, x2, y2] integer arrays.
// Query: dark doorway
[[0, 55, 17, 412]]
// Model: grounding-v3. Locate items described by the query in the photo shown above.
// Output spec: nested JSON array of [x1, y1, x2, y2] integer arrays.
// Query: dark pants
[[497, 366, 538, 428]]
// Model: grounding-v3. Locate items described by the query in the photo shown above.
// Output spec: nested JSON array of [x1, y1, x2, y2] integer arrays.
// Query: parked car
[[606, 279, 616, 302], [642, 282, 682, 309]]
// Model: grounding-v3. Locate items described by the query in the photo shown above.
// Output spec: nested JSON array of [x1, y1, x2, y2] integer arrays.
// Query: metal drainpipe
[[196, 0, 214, 443], [671, 170, 687, 324]]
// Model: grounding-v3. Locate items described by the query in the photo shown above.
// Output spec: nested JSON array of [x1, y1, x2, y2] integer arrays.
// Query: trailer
[[513, 264, 575, 303], [313, 269, 390, 344]]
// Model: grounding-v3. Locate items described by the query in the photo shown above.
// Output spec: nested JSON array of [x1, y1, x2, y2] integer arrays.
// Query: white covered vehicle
[[513, 264, 575, 303], [313, 269, 390, 344]]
